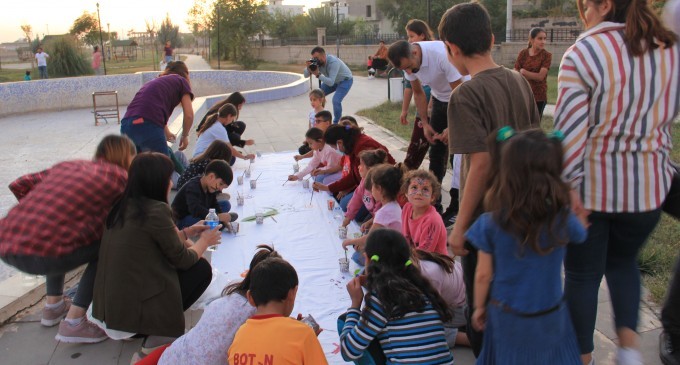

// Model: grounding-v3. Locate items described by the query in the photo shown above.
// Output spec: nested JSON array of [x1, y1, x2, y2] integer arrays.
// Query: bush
[[45, 37, 92, 77]]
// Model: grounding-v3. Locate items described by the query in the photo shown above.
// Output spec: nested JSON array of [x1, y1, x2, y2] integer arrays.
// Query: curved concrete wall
[[0, 71, 309, 118]]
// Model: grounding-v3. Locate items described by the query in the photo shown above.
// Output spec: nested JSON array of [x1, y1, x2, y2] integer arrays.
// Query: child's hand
[[288, 175, 299, 181], [245, 139, 255, 146], [570, 189, 591, 228], [360, 221, 372, 234], [244, 153, 256, 161], [312, 182, 329, 192], [337, 190, 348, 200], [197, 225, 222, 249], [311, 168, 322, 176], [341, 239, 354, 249], [346, 277, 364, 308], [472, 307, 487, 332], [342, 217, 351, 227], [400, 111, 409, 125], [185, 220, 209, 237], [294, 155, 302, 161]]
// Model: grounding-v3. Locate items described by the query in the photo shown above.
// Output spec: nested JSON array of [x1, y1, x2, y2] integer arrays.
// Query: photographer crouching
[[303, 47, 354, 124]]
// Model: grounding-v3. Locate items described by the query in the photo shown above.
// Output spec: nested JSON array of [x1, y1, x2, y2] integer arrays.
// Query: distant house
[[111, 39, 138, 61], [267, 0, 305, 15], [318, 0, 396, 34]]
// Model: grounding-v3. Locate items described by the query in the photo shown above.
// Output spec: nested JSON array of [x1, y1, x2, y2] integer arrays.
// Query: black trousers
[[461, 241, 484, 357], [178, 258, 213, 311], [662, 257, 680, 337], [226, 121, 247, 148], [429, 98, 449, 212]]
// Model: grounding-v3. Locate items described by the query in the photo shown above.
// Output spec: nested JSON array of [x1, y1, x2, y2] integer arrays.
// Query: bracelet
[[181, 134, 189, 138]]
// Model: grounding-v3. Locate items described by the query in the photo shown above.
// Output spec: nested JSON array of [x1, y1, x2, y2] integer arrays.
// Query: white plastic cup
[[231, 222, 240, 234], [237, 176, 244, 185], [302, 180, 310, 189], [256, 212, 264, 224], [338, 226, 348, 239], [245, 170, 251, 178], [339, 258, 350, 273], [250, 180, 257, 189], [293, 163, 300, 173], [237, 195, 245, 206]]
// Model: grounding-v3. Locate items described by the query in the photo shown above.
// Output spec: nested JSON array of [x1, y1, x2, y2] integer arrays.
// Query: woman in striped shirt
[[339, 228, 454, 365], [554, 0, 679, 363]]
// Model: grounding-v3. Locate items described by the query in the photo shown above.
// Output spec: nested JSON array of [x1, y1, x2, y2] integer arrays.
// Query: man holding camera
[[303, 46, 353, 124]]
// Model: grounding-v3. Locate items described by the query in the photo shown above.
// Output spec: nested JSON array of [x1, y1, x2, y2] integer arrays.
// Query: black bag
[[662, 162, 680, 220]]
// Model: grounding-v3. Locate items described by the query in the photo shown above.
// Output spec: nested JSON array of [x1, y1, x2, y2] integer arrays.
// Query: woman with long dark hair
[[514, 27, 552, 119], [93, 153, 221, 354], [554, 0, 679, 362]]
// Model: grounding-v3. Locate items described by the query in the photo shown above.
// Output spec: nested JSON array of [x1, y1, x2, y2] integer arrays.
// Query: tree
[[20, 24, 33, 44], [308, 6, 335, 31], [158, 14, 182, 48], [376, 0, 465, 37], [44, 37, 92, 77], [211, 0, 268, 69], [69, 11, 104, 47], [266, 10, 295, 39]]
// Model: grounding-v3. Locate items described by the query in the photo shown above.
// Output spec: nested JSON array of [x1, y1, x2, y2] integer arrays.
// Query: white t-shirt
[[158, 293, 256, 365], [193, 122, 229, 158], [374, 201, 402, 231], [308, 109, 316, 129], [404, 41, 465, 102], [35, 52, 49, 67]]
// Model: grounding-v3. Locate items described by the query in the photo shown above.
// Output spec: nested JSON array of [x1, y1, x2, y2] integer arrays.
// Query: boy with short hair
[[228, 257, 328, 365], [438, 2, 540, 356], [172, 160, 237, 229], [298, 110, 334, 158]]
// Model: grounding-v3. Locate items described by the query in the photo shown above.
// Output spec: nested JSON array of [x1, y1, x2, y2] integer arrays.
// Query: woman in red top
[[0, 135, 136, 344], [514, 27, 552, 118], [313, 124, 395, 211]]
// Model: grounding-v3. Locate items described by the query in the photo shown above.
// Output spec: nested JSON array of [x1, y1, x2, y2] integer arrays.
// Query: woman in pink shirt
[[341, 149, 389, 228], [401, 169, 448, 255], [288, 127, 342, 184]]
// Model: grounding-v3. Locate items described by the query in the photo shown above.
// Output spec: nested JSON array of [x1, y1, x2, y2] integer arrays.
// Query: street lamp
[[427, 0, 431, 28], [217, 4, 221, 70], [107, 23, 111, 61], [96, 3, 107, 75], [334, 1, 340, 57]]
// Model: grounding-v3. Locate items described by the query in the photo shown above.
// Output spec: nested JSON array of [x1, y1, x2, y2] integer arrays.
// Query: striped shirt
[[340, 294, 454, 364], [555, 21, 680, 212]]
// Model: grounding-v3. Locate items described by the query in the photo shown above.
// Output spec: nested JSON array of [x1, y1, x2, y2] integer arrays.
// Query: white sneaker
[[616, 347, 642, 365]]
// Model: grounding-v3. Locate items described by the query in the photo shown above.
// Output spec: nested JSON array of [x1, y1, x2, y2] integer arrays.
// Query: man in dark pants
[[388, 40, 466, 213], [661, 258, 680, 365]]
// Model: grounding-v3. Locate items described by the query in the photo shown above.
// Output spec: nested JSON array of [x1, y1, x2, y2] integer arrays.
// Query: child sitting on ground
[[342, 164, 403, 266], [339, 229, 454, 364], [177, 140, 233, 190], [341, 149, 388, 228], [288, 127, 342, 185], [24, 70, 31, 81], [228, 257, 328, 365], [297, 110, 333, 159], [335, 116, 362, 201], [172, 160, 237, 229], [401, 169, 448, 255]]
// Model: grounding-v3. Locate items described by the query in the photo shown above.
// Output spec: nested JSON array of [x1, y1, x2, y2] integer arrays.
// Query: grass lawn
[[357, 100, 679, 304], [208, 59, 371, 77]]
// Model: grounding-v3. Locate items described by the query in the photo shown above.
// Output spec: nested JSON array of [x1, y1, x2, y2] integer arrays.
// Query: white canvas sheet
[[210, 152, 362, 364]]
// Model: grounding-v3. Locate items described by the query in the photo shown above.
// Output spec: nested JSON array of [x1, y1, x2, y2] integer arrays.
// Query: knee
[[195, 258, 213, 283]]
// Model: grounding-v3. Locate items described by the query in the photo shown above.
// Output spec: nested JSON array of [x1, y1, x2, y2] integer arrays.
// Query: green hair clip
[[496, 126, 516, 142], [548, 130, 565, 141], [370, 255, 380, 262], [404, 259, 413, 267]]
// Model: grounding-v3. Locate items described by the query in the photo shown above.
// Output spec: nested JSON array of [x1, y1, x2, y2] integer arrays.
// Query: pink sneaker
[[55, 318, 108, 344], [41, 297, 71, 327]]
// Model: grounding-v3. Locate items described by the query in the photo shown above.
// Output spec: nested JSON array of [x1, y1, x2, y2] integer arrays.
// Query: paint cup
[[327, 199, 335, 211], [230, 222, 240, 234], [250, 180, 257, 189], [237, 176, 244, 185], [302, 179, 310, 189], [245, 169, 251, 178], [249, 156, 255, 163], [339, 258, 350, 273], [256, 212, 264, 224], [338, 226, 348, 239], [353, 232, 362, 239], [237, 195, 245, 206], [300, 314, 320, 334], [293, 163, 300, 173], [256, 151, 262, 158]]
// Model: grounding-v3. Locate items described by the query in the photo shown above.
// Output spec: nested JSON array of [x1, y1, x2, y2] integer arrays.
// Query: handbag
[[662, 162, 680, 220]]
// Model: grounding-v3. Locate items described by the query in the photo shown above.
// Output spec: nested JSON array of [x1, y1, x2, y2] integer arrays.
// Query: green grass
[[357, 101, 680, 304], [547, 67, 558, 105]]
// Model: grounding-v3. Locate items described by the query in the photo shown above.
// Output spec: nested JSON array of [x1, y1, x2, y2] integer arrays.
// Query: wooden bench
[[92, 91, 120, 126]]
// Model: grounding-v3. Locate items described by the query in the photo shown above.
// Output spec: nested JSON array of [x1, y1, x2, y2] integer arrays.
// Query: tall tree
[[20, 24, 33, 44], [69, 11, 104, 47], [376, 0, 465, 37], [158, 14, 182, 48], [211, 0, 268, 68]]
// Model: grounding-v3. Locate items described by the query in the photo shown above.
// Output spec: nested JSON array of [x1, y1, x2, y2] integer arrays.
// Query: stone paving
[[0, 56, 665, 364]]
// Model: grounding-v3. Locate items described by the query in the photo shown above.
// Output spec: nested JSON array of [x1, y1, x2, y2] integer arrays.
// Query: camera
[[308, 58, 320, 72]]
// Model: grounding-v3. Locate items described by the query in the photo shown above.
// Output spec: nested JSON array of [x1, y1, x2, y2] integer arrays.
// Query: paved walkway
[[0, 63, 664, 364]]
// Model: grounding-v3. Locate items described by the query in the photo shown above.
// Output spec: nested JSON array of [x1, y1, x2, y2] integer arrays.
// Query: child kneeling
[[228, 257, 327, 365]]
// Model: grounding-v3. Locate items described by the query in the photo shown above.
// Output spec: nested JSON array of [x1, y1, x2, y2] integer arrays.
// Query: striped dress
[[340, 294, 454, 364], [555, 21, 680, 213]]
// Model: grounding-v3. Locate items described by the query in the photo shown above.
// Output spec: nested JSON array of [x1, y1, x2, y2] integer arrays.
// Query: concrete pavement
[[0, 61, 665, 364]]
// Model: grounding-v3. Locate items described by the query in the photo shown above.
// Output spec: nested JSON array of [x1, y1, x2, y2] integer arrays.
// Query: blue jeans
[[121, 117, 169, 155], [339, 191, 370, 223], [38, 66, 48, 79], [320, 78, 353, 124], [177, 202, 231, 229], [564, 208, 662, 354]]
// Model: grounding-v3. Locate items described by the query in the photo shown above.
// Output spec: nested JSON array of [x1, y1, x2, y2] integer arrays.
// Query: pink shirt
[[295, 144, 342, 179], [401, 203, 448, 255], [345, 178, 382, 220], [419, 260, 466, 308], [373, 201, 402, 231]]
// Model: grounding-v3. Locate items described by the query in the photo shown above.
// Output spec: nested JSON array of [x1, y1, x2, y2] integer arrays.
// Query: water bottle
[[205, 209, 219, 230]]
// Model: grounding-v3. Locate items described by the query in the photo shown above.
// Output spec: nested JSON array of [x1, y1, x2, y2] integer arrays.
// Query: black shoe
[[660, 331, 680, 365], [443, 213, 457, 228]]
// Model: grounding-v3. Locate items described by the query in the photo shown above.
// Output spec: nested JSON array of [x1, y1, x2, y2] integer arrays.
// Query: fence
[[502, 28, 582, 43], [252, 33, 402, 47]]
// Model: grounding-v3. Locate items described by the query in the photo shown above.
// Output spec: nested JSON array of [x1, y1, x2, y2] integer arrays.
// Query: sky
[[0, 0, 322, 44]]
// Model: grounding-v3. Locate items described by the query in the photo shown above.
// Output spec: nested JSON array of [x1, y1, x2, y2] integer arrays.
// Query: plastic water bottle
[[205, 209, 219, 230]]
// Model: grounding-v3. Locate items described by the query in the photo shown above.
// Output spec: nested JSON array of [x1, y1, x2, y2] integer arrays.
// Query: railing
[[502, 28, 582, 43], [251, 33, 402, 47]]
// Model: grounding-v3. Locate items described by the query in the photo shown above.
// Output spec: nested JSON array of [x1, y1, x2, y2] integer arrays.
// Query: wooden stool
[[92, 91, 120, 126]]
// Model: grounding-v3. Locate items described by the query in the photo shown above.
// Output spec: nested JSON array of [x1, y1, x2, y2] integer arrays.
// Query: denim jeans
[[121, 117, 169, 155], [564, 209, 662, 354], [177, 201, 231, 229], [339, 191, 370, 223], [337, 313, 386, 365], [320, 78, 353, 124], [2, 242, 100, 309], [38, 66, 48, 79]]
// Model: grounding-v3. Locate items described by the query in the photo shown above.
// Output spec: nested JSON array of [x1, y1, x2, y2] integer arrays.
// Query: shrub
[[45, 37, 93, 77]]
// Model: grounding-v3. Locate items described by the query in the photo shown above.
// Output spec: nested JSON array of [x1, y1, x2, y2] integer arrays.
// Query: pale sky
[[0, 0, 322, 44]]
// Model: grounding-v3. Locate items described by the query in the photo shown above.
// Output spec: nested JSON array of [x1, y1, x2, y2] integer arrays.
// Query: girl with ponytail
[[193, 104, 255, 162]]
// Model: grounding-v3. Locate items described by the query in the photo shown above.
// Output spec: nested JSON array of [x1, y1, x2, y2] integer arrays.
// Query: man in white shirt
[[35, 47, 49, 79], [388, 40, 467, 213]]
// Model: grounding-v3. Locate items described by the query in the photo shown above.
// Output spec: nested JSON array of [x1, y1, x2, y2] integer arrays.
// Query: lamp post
[[107, 23, 111, 61], [334, 0, 340, 57], [96, 3, 107, 75], [506, 0, 513, 41], [427, 0, 431, 28], [217, 4, 221, 70]]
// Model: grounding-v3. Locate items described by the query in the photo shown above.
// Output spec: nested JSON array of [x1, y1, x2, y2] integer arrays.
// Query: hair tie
[[345, 124, 351, 131], [496, 126, 515, 142], [370, 255, 380, 262], [548, 130, 565, 141], [404, 259, 413, 267]]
